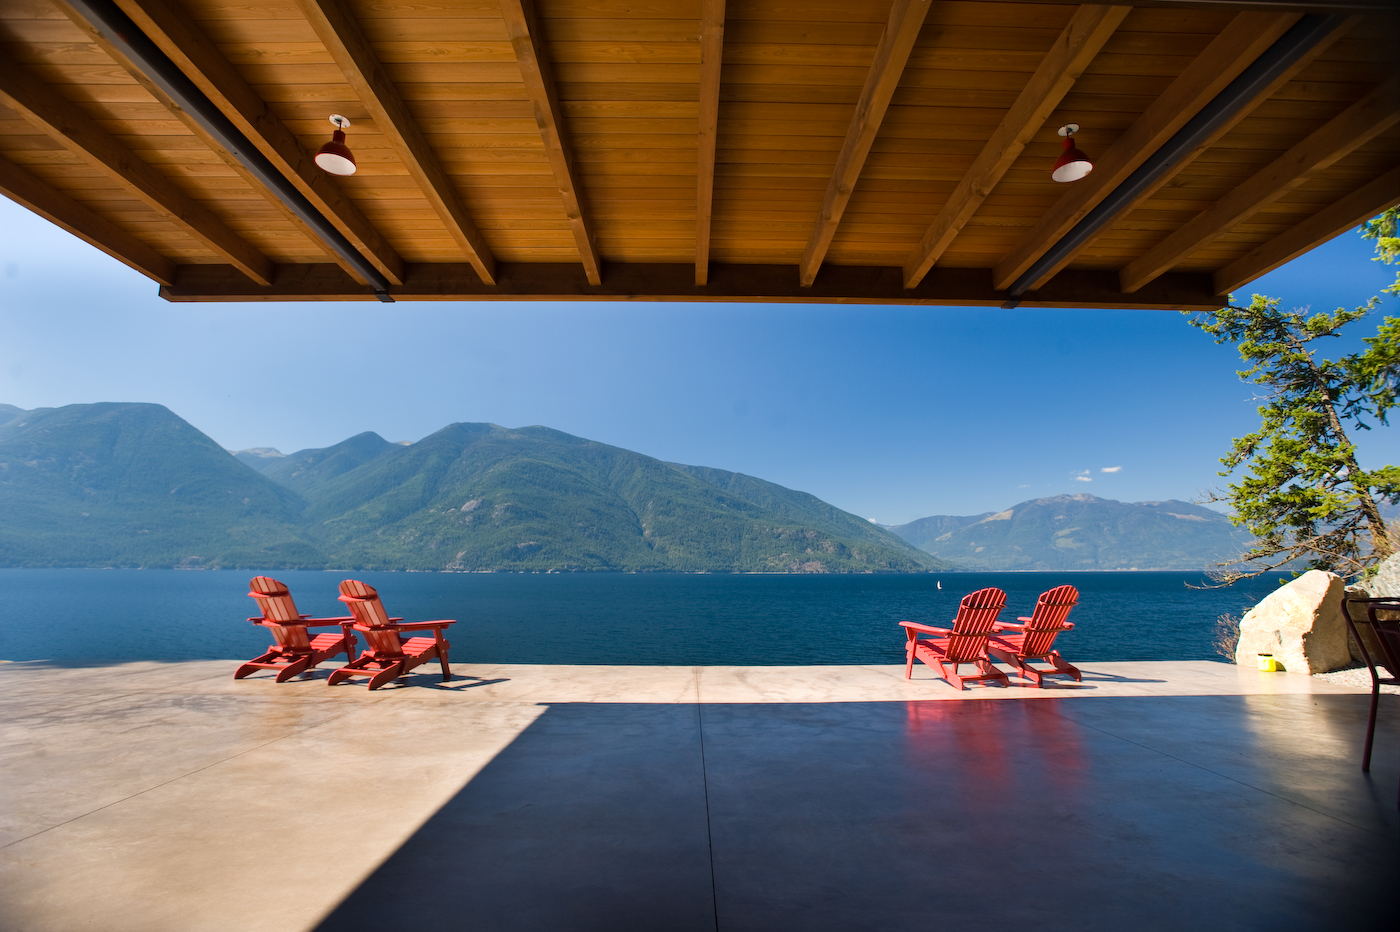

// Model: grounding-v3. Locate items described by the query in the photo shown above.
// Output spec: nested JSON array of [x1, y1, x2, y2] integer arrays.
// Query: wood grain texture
[[500, 0, 601, 285], [990, 10, 1307, 292], [0, 149, 176, 283], [112, 0, 405, 284], [901, 4, 1129, 289], [0, 52, 273, 283], [796, 0, 932, 288], [1121, 71, 1400, 292], [1210, 165, 1400, 294], [296, 0, 497, 284], [695, 0, 723, 286]]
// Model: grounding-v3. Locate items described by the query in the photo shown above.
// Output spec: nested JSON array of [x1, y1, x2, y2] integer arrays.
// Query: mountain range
[[885, 493, 1251, 571], [0, 403, 940, 573]]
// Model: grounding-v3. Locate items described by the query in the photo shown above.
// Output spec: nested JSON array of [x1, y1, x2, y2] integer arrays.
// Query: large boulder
[[1235, 570, 1351, 674], [1365, 552, 1400, 597]]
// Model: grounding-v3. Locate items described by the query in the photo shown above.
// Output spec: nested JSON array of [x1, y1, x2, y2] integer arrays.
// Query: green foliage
[[1361, 206, 1399, 297], [887, 494, 1248, 571], [1186, 216, 1400, 580], [301, 423, 943, 573], [0, 404, 944, 574], [0, 403, 319, 568]]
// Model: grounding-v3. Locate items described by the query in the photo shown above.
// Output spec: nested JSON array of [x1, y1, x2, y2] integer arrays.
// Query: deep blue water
[[0, 569, 1279, 665]]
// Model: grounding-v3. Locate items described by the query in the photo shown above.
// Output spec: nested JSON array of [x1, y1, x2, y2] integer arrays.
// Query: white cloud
[[1075, 469, 1090, 476], [1075, 476, 1093, 482], [1101, 466, 1122, 473], [1016, 484, 1029, 489]]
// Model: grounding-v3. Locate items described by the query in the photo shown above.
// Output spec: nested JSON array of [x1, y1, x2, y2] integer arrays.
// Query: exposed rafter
[[110, 0, 405, 285], [902, 4, 1128, 289], [1120, 72, 1400, 293], [695, 0, 725, 287], [500, 0, 601, 286], [1213, 165, 1400, 296], [55, 0, 373, 287], [797, 0, 931, 288], [0, 152, 176, 284], [296, 0, 496, 285], [159, 262, 1222, 311], [990, 11, 1315, 293], [0, 54, 273, 284]]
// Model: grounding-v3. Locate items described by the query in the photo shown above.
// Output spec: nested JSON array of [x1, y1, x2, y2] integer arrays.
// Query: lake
[[0, 569, 1279, 666]]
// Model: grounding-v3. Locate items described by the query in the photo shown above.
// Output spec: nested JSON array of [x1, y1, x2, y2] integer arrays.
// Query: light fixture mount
[[315, 114, 357, 176]]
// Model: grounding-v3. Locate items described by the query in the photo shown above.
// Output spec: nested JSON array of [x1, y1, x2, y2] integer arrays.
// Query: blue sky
[[1, 196, 1396, 525]]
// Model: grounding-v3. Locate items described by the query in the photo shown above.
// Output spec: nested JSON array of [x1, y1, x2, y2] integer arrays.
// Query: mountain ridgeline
[[0, 403, 941, 573], [886, 493, 1250, 571]]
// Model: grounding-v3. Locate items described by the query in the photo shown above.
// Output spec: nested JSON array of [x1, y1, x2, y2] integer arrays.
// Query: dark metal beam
[[1001, 12, 1347, 307], [61, 0, 395, 300]]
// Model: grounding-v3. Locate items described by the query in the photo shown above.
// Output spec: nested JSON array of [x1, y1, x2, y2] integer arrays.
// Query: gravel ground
[[1313, 662, 1399, 694]]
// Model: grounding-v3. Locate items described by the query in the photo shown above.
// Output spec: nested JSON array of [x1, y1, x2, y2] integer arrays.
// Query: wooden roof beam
[[903, 4, 1128, 290], [110, 0, 404, 286], [991, 11, 1314, 293], [0, 55, 273, 285], [695, 0, 724, 288], [0, 152, 175, 285], [500, 0, 601, 286], [798, 0, 932, 288], [1121, 72, 1400, 293], [296, 0, 496, 286], [159, 262, 1223, 312], [1213, 165, 1400, 296]]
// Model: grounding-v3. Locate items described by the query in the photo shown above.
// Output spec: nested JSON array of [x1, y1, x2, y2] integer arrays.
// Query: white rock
[[1364, 551, 1400, 598], [1235, 570, 1351, 675]]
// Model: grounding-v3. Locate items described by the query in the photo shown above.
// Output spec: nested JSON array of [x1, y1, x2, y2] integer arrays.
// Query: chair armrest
[[899, 621, 952, 636], [994, 621, 1026, 632], [395, 620, 455, 631], [250, 615, 355, 627]]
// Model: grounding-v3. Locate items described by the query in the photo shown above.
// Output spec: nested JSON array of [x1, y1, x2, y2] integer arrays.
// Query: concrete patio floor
[[1, 660, 1395, 931]]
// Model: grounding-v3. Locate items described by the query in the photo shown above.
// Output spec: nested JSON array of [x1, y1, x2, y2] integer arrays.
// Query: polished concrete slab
[[1, 661, 1395, 931]]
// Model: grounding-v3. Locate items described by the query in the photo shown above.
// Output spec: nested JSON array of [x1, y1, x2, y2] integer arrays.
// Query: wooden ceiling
[[0, 0, 1396, 308]]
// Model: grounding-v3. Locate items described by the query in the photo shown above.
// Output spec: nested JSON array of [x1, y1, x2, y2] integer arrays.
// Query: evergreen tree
[[1187, 211, 1400, 582]]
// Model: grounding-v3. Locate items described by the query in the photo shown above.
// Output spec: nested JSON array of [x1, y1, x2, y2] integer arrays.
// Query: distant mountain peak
[[887, 493, 1246, 571]]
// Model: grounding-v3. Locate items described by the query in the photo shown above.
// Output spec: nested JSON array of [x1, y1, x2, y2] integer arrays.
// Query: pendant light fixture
[[315, 114, 357, 176], [1051, 123, 1092, 183]]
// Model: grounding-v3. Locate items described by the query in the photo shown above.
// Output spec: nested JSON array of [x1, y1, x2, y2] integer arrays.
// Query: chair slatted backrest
[[338, 579, 403, 655], [944, 587, 1008, 662], [1021, 585, 1079, 657], [248, 576, 311, 650], [1343, 597, 1400, 677]]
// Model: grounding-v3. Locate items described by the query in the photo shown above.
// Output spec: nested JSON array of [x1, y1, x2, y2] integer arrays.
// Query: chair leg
[[274, 656, 312, 683], [367, 661, 405, 691], [233, 650, 279, 679], [1363, 686, 1379, 772], [437, 647, 451, 682], [1049, 652, 1081, 681], [327, 655, 371, 686], [905, 642, 916, 680]]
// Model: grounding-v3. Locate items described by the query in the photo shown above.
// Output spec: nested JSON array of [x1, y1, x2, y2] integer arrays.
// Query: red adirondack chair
[[234, 576, 356, 682], [327, 579, 455, 689], [900, 587, 1010, 690], [987, 585, 1082, 686]]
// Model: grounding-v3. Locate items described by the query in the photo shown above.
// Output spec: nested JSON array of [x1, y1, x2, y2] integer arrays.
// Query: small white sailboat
[[937, 580, 942, 590]]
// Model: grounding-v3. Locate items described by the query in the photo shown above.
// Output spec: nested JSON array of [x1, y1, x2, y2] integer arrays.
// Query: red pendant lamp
[[315, 114, 357, 176], [1051, 123, 1092, 183]]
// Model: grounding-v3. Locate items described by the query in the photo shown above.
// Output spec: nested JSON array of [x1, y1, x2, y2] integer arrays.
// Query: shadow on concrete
[[314, 695, 1398, 932]]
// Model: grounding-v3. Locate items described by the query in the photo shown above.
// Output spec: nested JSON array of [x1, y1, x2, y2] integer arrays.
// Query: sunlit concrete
[[1, 661, 1394, 931]]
